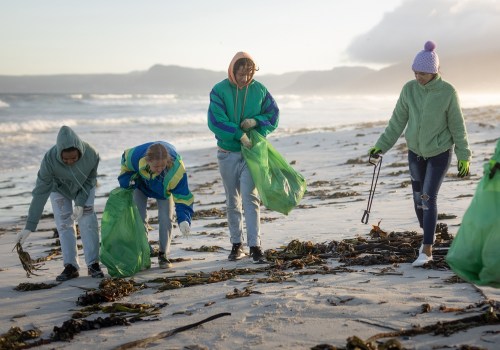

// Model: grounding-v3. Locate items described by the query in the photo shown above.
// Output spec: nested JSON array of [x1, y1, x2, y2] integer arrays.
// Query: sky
[[1, 0, 499, 76]]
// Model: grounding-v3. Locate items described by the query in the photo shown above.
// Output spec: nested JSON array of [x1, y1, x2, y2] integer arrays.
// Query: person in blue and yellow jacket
[[118, 141, 194, 269], [208, 51, 279, 264], [368, 41, 471, 268]]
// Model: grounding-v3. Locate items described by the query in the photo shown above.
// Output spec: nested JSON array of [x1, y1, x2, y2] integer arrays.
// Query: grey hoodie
[[25, 126, 100, 231]]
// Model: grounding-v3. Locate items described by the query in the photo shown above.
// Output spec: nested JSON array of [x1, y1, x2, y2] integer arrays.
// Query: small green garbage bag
[[241, 130, 307, 215], [446, 163, 500, 288], [100, 187, 151, 277]]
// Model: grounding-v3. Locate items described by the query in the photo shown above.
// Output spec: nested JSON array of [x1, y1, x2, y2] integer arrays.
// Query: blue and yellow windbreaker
[[208, 52, 279, 151], [118, 141, 194, 224]]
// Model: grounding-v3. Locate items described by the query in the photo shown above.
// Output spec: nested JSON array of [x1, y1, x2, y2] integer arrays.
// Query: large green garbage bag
[[100, 187, 151, 277], [446, 162, 500, 288], [241, 130, 307, 215]]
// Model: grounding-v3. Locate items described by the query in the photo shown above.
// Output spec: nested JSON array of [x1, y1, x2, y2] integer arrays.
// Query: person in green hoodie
[[15, 125, 103, 281], [368, 41, 471, 267], [208, 52, 279, 263]]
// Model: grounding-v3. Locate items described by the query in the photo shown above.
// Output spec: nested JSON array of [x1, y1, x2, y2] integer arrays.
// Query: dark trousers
[[408, 149, 452, 245]]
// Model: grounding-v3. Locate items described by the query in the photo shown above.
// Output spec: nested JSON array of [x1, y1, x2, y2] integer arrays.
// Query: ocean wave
[[0, 133, 39, 144], [0, 114, 205, 134], [70, 93, 181, 106], [0, 119, 79, 133], [0, 99, 9, 108], [84, 114, 206, 127]]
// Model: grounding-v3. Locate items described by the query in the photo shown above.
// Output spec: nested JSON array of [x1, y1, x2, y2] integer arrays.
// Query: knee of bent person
[[83, 205, 94, 215]]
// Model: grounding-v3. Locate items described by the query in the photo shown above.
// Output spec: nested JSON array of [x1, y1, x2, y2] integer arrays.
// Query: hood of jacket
[[228, 51, 255, 88], [56, 125, 86, 163]]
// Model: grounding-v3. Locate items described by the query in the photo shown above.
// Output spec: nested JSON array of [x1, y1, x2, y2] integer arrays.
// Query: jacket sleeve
[[447, 91, 471, 161], [75, 152, 99, 206], [254, 90, 280, 137], [375, 91, 409, 153], [118, 151, 137, 188], [167, 159, 194, 224], [208, 88, 244, 142], [25, 158, 53, 231]]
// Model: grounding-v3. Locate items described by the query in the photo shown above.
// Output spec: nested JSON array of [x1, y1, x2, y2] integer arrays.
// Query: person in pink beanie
[[368, 41, 471, 267]]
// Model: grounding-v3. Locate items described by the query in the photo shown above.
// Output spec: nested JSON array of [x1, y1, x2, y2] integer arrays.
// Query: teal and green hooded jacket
[[118, 141, 194, 225], [208, 52, 279, 151], [375, 74, 471, 161], [25, 126, 99, 231]]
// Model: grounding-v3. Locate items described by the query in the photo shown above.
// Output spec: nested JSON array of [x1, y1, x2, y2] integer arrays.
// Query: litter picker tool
[[361, 154, 383, 224]]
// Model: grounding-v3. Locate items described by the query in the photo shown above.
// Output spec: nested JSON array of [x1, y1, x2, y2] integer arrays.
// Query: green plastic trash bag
[[241, 130, 307, 215], [446, 162, 500, 288], [100, 187, 151, 277]]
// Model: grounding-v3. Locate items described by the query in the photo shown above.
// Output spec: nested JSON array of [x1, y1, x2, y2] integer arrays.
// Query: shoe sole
[[252, 259, 268, 264], [228, 252, 247, 261], [228, 255, 246, 261], [56, 274, 79, 281]]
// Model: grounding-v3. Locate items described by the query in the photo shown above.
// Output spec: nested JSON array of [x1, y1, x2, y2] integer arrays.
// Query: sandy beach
[[1, 105, 500, 350]]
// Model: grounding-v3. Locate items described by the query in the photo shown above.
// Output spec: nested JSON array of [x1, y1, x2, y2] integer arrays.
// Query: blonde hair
[[145, 143, 173, 170]]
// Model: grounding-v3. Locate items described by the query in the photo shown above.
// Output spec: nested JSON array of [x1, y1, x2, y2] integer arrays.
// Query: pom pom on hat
[[424, 41, 436, 51], [412, 40, 439, 74]]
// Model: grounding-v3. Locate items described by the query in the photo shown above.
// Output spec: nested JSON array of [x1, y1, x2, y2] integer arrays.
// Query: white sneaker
[[412, 253, 433, 267], [419, 243, 434, 254]]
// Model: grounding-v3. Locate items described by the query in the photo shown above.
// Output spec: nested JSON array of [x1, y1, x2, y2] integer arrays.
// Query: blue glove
[[457, 160, 470, 178]]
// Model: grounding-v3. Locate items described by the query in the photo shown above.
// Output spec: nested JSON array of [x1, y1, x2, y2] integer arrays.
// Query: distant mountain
[[0, 65, 226, 95], [1, 55, 499, 95]]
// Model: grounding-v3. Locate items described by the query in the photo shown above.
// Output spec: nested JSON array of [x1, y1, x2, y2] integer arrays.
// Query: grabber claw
[[361, 154, 383, 224]]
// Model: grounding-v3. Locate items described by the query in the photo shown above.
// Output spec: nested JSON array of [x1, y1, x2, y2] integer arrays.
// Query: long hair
[[145, 143, 173, 170], [233, 57, 258, 80]]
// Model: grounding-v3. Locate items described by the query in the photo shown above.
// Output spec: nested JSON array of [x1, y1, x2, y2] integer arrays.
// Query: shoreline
[[1, 106, 499, 349]]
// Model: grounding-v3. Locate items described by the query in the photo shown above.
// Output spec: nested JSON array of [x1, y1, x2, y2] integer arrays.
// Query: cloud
[[345, 0, 500, 65]]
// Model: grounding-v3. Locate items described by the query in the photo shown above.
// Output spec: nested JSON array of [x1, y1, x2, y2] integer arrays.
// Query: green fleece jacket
[[25, 126, 100, 231], [207, 52, 279, 152], [375, 74, 471, 161]]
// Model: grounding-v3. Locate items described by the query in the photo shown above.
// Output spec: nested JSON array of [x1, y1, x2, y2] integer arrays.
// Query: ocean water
[[1, 92, 498, 225]]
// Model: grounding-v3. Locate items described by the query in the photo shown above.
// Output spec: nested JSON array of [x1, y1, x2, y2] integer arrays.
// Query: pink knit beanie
[[412, 41, 439, 74]]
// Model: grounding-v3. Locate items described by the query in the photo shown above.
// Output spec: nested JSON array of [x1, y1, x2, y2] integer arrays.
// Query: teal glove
[[368, 147, 382, 158], [457, 160, 470, 178], [489, 159, 500, 179]]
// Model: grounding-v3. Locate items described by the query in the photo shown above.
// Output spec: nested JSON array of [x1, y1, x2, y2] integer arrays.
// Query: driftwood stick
[[353, 318, 399, 331], [366, 310, 500, 342], [113, 312, 231, 350]]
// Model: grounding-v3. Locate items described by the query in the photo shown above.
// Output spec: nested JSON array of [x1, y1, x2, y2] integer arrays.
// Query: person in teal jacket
[[15, 125, 103, 281], [208, 51, 279, 263], [118, 141, 194, 269], [368, 41, 471, 267]]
